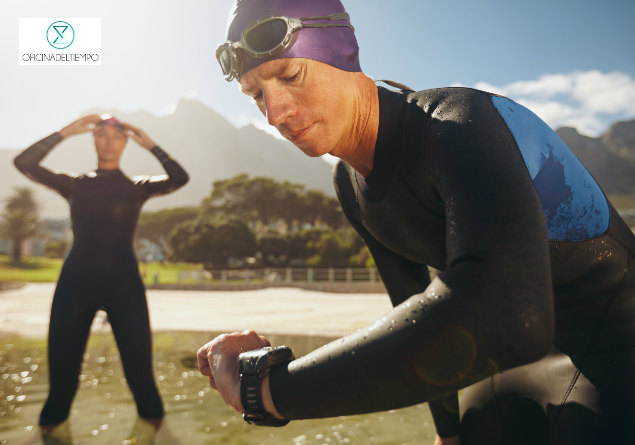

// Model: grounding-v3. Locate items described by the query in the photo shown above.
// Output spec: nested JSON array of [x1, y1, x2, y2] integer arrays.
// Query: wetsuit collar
[[94, 168, 125, 177], [357, 86, 406, 201]]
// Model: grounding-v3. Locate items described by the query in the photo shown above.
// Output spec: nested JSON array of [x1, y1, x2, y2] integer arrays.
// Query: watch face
[[256, 346, 295, 371]]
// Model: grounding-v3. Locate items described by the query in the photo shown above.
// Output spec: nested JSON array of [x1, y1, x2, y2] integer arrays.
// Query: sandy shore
[[0, 283, 393, 339]]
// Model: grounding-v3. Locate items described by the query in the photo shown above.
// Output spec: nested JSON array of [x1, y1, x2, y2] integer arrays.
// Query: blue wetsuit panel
[[491, 96, 609, 241]]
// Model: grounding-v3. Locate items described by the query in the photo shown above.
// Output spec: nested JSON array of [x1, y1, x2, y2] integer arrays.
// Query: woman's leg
[[106, 278, 164, 419], [40, 282, 97, 425]]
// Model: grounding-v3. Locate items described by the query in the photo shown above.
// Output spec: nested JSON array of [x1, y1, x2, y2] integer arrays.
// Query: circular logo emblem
[[47, 21, 74, 49]]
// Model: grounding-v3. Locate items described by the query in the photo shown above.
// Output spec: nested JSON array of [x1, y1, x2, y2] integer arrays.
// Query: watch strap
[[239, 346, 294, 427]]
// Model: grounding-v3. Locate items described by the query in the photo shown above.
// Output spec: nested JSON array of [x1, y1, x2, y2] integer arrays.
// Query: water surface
[[1, 331, 435, 444]]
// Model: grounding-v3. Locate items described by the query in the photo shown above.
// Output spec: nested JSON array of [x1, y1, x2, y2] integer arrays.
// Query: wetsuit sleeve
[[334, 162, 461, 437], [136, 146, 189, 197], [267, 95, 555, 420], [13, 132, 75, 198]]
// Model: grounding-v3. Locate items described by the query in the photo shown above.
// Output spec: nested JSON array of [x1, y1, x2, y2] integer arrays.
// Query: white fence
[[173, 267, 381, 284]]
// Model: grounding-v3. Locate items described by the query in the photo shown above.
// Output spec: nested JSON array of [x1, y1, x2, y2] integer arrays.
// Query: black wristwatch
[[239, 345, 294, 427]]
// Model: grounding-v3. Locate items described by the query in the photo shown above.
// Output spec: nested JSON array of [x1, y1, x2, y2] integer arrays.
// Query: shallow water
[[1, 331, 435, 445]]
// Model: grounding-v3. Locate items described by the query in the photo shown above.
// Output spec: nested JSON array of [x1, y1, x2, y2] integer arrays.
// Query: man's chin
[[298, 146, 324, 158], [290, 141, 324, 158]]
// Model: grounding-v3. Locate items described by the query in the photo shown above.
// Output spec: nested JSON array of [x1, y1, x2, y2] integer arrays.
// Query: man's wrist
[[238, 346, 293, 426], [261, 375, 284, 420]]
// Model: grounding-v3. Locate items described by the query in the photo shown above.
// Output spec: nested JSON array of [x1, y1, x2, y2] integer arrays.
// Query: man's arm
[[334, 161, 461, 439]]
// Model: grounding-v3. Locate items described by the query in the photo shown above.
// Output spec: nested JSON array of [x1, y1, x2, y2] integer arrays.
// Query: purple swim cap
[[226, 0, 361, 78]]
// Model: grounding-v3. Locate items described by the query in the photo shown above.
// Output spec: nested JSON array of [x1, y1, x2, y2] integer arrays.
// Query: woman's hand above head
[[122, 123, 156, 150], [58, 114, 102, 139]]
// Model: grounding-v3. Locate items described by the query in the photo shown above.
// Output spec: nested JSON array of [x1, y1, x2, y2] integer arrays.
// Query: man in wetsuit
[[14, 114, 189, 428], [197, 1, 635, 443]]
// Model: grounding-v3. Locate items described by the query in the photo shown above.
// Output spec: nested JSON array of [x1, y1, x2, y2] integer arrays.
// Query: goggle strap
[[299, 13, 352, 29], [301, 23, 354, 30], [298, 13, 350, 21], [377, 79, 415, 92]]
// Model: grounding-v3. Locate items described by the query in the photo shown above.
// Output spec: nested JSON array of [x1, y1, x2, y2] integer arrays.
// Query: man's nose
[[264, 87, 295, 127]]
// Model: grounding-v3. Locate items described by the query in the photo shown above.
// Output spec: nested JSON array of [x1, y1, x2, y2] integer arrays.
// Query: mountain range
[[0, 99, 334, 218], [556, 120, 634, 196], [0, 99, 633, 219]]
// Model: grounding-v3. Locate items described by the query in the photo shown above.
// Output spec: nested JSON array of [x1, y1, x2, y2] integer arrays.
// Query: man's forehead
[[241, 59, 295, 88]]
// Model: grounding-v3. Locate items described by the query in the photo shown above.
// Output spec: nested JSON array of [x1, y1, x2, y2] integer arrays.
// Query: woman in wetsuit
[[197, 1, 634, 444], [14, 114, 189, 426]]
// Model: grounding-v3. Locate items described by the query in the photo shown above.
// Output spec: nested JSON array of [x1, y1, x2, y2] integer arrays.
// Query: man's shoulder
[[405, 87, 496, 120]]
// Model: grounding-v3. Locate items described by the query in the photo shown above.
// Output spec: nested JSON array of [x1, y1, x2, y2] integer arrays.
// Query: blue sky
[[1, 0, 633, 149]]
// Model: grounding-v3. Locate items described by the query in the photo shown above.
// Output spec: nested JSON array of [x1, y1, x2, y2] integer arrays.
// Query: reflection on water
[[1, 331, 434, 444]]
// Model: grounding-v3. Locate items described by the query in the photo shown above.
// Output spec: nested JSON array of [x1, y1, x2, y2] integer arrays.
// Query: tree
[[287, 228, 328, 264], [306, 228, 365, 267], [0, 187, 40, 262], [202, 174, 347, 233], [257, 230, 291, 266], [203, 174, 302, 231], [297, 189, 346, 228], [168, 216, 256, 268], [44, 238, 70, 258], [135, 207, 199, 258]]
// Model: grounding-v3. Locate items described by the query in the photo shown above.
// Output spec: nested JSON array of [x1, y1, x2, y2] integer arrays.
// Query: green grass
[[139, 261, 204, 285], [0, 255, 63, 282], [0, 254, 203, 285]]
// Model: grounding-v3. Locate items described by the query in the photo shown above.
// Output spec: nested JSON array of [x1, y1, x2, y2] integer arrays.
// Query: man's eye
[[252, 91, 263, 102], [284, 70, 300, 82]]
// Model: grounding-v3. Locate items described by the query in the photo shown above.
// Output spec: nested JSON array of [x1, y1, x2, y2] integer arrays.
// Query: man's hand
[[122, 123, 157, 150], [197, 330, 271, 413], [58, 114, 102, 138]]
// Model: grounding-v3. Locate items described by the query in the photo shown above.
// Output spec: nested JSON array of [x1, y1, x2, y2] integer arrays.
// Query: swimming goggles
[[216, 12, 354, 81], [94, 120, 126, 133]]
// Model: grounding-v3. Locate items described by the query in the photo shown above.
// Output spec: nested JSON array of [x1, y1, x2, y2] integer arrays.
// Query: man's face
[[93, 126, 127, 165], [239, 58, 354, 158]]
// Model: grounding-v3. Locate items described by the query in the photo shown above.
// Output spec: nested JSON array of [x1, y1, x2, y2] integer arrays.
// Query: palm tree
[[1, 186, 40, 262]]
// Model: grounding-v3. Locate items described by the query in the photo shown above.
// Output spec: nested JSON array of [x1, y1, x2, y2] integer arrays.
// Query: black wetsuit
[[14, 132, 189, 425], [267, 87, 635, 444]]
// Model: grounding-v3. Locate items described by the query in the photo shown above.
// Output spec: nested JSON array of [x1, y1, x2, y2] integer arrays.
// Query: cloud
[[572, 71, 635, 114], [468, 70, 635, 136], [476, 73, 574, 98]]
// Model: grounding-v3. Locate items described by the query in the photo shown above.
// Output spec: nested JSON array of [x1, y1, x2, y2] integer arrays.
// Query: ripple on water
[[1, 330, 436, 444]]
